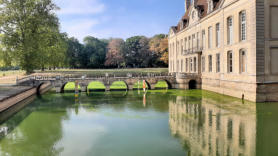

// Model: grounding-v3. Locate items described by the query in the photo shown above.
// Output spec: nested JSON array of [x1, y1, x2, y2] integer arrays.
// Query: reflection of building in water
[[169, 96, 256, 156]]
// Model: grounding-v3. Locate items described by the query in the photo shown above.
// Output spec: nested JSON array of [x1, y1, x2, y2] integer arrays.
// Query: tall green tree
[[0, 0, 61, 73], [123, 36, 152, 68], [82, 36, 107, 68], [65, 37, 83, 69]]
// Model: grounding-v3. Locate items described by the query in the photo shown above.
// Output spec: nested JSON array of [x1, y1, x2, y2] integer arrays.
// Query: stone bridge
[[16, 73, 201, 94]]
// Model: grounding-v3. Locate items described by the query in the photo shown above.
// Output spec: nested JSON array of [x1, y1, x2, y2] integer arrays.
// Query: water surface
[[0, 90, 278, 156]]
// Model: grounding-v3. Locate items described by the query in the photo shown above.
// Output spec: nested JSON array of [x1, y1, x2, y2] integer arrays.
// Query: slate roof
[[173, 0, 222, 32]]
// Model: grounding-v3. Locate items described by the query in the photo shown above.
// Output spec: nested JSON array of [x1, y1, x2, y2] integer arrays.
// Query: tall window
[[181, 60, 184, 72], [177, 41, 179, 56], [239, 11, 246, 41], [194, 57, 197, 72], [209, 55, 212, 72], [208, 26, 213, 49], [184, 38, 187, 52], [188, 36, 191, 52], [202, 30, 206, 49], [227, 17, 233, 45], [192, 34, 195, 50], [177, 60, 179, 72], [202, 56, 206, 72], [240, 49, 247, 73], [227, 51, 233, 73], [172, 43, 175, 57], [216, 23, 220, 47], [190, 58, 193, 72], [186, 58, 188, 72], [181, 39, 183, 55], [216, 53, 220, 73], [197, 32, 200, 49]]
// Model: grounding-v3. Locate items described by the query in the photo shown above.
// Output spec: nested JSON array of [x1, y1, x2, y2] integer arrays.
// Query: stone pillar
[[81, 86, 87, 92], [105, 86, 110, 91], [55, 87, 62, 93], [128, 85, 134, 90]]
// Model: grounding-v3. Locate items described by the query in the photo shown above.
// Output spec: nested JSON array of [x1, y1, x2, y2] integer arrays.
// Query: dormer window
[[180, 21, 183, 29], [208, 0, 214, 13], [192, 11, 195, 19]]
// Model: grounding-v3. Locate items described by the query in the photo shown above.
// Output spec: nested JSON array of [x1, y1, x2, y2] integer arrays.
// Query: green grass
[[87, 81, 106, 90], [64, 82, 81, 91], [110, 81, 127, 90], [133, 81, 149, 89], [154, 81, 168, 89]]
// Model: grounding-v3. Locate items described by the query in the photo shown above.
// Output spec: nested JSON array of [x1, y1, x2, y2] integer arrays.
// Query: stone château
[[168, 0, 278, 102]]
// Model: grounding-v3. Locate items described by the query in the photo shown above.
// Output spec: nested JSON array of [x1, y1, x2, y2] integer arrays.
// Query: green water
[[0, 90, 278, 156]]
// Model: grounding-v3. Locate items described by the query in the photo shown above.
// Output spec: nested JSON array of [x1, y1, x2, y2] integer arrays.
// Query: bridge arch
[[36, 82, 45, 95], [87, 81, 106, 91], [188, 80, 197, 90], [109, 81, 128, 90], [61, 82, 81, 93], [154, 80, 171, 89], [132, 80, 151, 90]]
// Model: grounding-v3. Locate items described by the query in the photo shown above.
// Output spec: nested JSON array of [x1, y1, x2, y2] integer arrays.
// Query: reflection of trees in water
[[0, 93, 71, 156], [169, 95, 257, 156]]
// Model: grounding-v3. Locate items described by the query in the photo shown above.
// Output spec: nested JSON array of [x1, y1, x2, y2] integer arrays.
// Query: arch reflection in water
[[169, 95, 257, 156]]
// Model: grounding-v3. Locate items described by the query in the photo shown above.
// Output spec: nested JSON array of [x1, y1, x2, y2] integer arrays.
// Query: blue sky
[[54, 0, 185, 42]]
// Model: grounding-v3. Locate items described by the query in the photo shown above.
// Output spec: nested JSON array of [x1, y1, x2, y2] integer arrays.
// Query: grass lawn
[[87, 81, 106, 90], [154, 81, 168, 89], [109, 81, 128, 90], [64, 82, 81, 91]]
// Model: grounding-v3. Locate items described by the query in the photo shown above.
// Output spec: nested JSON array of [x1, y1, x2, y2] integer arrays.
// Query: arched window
[[239, 11, 247, 41], [239, 49, 247, 73], [227, 51, 233, 73], [227, 17, 233, 45]]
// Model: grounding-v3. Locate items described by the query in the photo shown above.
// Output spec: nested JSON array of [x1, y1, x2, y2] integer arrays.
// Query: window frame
[[208, 55, 213, 72], [227, 16, 233, 45], [216, 53, 220, 73], [239, 49, 247, 73], [216, 23, 220, 47], [208, 26, 213, 49], [227, 51, 233, 73], [239, 11, 247, 41]]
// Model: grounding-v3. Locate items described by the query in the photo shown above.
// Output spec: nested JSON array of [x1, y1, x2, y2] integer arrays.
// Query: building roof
[[173, 0, 222, 32]]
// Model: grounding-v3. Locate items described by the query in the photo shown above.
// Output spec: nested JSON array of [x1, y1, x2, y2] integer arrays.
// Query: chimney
[[185, 0, 191, 12]]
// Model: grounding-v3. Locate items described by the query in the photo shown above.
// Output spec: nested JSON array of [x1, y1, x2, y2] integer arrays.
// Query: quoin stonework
[[169, 0, 278, 102]]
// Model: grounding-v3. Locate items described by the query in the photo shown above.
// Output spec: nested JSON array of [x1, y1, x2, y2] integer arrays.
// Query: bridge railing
[[16, 72, 175, 83]]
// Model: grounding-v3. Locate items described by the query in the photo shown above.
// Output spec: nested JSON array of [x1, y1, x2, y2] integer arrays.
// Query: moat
[[0, 90, 278, 156]]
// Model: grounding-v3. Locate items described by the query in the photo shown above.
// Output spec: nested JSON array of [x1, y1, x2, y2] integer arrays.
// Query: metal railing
[[183, 46, 203, 55]]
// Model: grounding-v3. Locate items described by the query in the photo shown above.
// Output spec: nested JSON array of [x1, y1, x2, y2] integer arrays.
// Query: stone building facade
[[169, 0, 278, 102]]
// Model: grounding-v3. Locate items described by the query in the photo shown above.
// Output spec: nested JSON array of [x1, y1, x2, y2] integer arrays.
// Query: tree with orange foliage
[[105, 39, 125, 68]]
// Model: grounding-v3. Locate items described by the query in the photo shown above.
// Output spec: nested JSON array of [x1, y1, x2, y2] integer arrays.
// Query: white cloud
[[55, 0, 106, 15], [61, 19, 100, 42]]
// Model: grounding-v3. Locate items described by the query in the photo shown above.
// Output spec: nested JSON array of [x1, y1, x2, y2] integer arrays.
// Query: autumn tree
[[149, 34, 168, 66], [105, 39, 125, 68]]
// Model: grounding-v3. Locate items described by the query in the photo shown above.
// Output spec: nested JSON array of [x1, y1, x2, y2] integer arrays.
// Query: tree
[[65, 37, 83, 68], [0, 0, 61, 73], [82, 36, 107, 68], [105, 39, 125, 68], [149, 34, 168, 66], [123, 36, 152, 68]]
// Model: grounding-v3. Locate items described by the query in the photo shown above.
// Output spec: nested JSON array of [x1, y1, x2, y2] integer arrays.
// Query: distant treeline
[[66, 35, 168, 69]]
